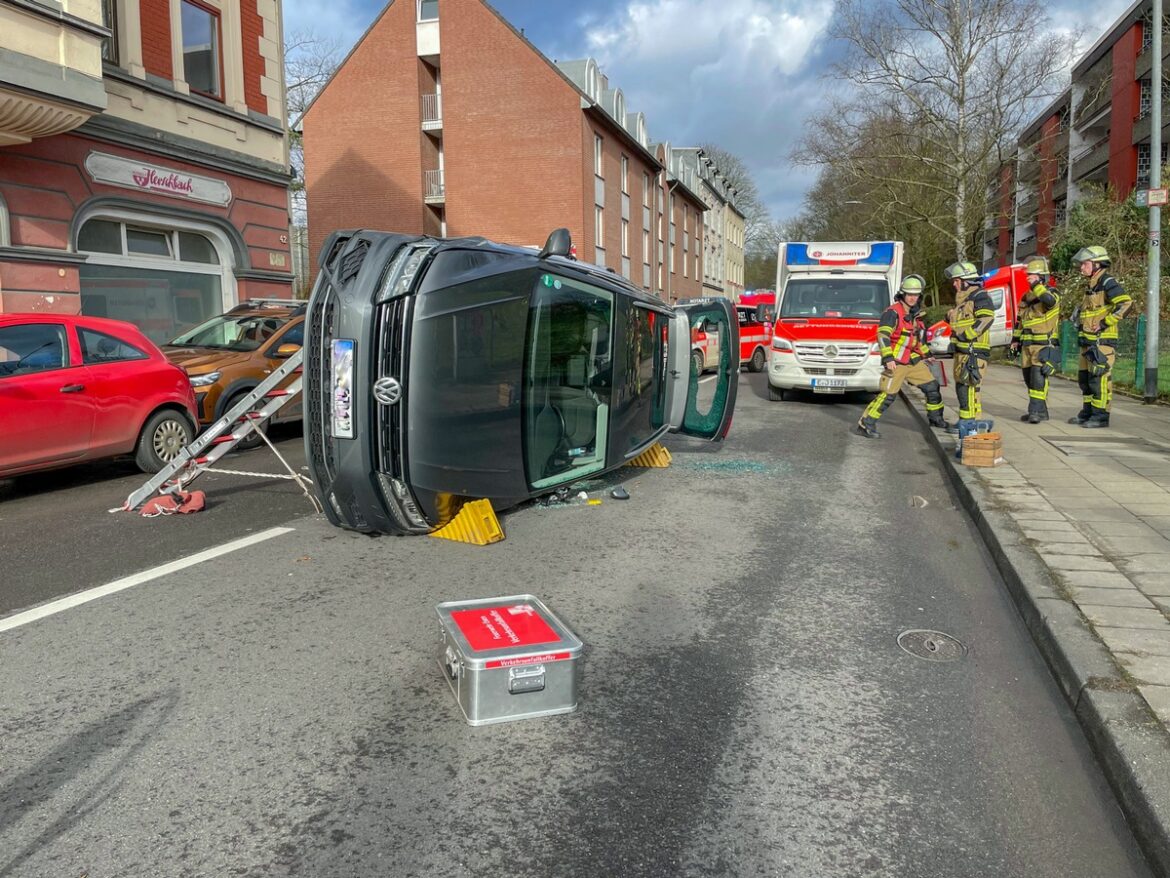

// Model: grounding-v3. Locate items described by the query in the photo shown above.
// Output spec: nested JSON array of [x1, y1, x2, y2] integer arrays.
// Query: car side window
[[79, 328, 148, 364], [0, 324, 68, 377]]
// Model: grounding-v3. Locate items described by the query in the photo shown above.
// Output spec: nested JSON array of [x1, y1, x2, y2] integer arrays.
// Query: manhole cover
[[897, 629, 966, 662]]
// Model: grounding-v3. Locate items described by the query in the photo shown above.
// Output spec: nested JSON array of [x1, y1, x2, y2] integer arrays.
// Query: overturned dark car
[[303, 228, 738, 535]]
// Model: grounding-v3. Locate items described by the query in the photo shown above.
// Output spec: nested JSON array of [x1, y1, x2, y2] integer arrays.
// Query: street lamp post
[[1147, 0, 1163, 403]]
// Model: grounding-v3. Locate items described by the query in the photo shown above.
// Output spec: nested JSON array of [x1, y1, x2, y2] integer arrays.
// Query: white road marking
[[700, 375, 717, 383], [0, 526, 295, 634]]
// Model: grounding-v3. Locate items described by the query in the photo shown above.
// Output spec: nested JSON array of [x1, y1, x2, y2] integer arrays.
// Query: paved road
[[0, 375, 1155, 876], [0, 423, 314, 615]]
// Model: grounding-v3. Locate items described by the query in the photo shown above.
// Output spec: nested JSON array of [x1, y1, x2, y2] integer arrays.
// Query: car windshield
[[168, 314, 288, 351], [780, 278, 888, 319]]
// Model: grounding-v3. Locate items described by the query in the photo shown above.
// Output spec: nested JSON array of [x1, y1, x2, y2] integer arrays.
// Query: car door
[[0, 321, 95, 472], [668, 300, 739, 440], [260, 319, 304, 422]]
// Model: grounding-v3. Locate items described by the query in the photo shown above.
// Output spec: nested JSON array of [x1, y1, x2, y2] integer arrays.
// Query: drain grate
[[897, 629, 966, 662]]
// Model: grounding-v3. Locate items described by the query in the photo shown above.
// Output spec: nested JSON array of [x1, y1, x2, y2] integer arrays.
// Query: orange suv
[[163, 299, 305, 448]]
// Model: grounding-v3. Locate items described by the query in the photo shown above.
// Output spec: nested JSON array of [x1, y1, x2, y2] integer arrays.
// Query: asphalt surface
[[0, 375, 1156, 877]]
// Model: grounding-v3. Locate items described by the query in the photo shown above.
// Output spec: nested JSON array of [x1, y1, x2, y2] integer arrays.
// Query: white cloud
[[562, 0, 837, 220]]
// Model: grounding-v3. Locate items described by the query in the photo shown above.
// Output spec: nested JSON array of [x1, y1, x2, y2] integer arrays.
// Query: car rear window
[[80, 328, 149, 364]]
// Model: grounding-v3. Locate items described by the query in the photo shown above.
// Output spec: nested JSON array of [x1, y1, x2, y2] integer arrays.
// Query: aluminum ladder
[[120, 348, 312, 512]]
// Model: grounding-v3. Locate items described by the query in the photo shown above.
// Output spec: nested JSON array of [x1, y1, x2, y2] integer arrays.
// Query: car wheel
[[135, 410, 194, 473], [749, 348, 766, 372], [691, 350, 704, 375], [768, 383, 784, 401], [226, 391, 267, 450]]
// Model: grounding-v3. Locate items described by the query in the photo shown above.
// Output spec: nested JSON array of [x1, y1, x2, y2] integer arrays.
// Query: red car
[[0, 313, 198, 478]]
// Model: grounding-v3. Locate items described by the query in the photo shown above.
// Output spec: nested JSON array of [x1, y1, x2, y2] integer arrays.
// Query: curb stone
[[899, 391, 1170, 877]]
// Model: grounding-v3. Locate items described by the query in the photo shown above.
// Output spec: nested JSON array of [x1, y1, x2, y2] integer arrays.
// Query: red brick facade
[[304, 0, 703, 300], [1108, 26, 1141, 194], [140, 0, 174, 81]]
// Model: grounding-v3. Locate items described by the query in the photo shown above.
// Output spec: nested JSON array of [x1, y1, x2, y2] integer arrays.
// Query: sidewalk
[[906, 364, 1170, 875]]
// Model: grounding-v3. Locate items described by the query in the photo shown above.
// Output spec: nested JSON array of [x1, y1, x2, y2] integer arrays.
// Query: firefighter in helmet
[[1069, 245, 1132, 428], [1009, 256, 1060, 424], [856, 274, 950, 439], [943, 260, 995, 431]]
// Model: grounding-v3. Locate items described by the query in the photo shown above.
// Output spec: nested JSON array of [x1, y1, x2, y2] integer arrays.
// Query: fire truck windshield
[[780, 278, 889, 319]]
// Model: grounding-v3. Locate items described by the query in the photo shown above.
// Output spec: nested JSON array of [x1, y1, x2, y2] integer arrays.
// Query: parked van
[[767, 241, 902, 400]]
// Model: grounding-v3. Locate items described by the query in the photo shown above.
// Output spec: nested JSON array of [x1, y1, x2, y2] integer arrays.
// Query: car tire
[[749, 348, 766, 372], [768, 383, 784, 401], [135, 409, 194, 474], [226, 390, 267, 450], [691, 350, 705, 375]]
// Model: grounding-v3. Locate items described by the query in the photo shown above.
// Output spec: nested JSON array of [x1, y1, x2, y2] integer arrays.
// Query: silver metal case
[[435, 594, 583, 726]]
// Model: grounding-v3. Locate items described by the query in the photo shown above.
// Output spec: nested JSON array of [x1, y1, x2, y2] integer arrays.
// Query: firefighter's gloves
[[1009, 341, 1022, 358]]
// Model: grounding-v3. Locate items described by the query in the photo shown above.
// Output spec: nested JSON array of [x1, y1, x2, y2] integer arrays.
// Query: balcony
[[1071, 136, 1110, 182], [0, 0, 109, 145], [1017, 150, 1041, 184], [424, 169, 445, 204], [421, 93, 442, 131]]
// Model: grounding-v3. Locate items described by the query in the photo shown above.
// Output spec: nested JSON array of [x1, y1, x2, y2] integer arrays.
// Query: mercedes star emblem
[[373, 376, 402, 406], [823, 344, 839, 359]]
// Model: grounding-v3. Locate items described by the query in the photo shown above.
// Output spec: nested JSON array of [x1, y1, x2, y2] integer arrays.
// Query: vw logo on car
[[373, 376, 402, 406]]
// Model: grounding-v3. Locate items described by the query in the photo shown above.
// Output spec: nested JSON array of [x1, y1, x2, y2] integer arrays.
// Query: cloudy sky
[[282, 0, 1134, 223]]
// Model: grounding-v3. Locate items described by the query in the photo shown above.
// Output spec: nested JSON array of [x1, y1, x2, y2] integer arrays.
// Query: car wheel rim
[[154, 420, 188, 461]]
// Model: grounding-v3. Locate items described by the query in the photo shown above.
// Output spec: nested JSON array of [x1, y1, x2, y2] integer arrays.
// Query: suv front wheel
[[136, 409, 195, 473]]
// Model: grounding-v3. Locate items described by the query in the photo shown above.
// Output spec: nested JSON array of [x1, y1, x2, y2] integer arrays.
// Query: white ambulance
[[766, 241, 903, 401]]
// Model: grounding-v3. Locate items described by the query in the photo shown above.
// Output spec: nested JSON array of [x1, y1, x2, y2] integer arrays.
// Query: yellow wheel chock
[[625, 442, 672, 468], [429, 498, 505, 545]]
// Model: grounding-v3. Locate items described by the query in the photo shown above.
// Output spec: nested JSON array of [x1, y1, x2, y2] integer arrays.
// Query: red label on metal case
[[450, 604, 559, 652], [485, 651, 572, 669]]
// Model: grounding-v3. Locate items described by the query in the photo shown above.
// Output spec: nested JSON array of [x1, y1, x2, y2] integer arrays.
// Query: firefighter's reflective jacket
[[951, 284, 995, 354], [1078, 270, 1132, 345], [1014, 282, 1060, 346], [877, 301, 928, 365]]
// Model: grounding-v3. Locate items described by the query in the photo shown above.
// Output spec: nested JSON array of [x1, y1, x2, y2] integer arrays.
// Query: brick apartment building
[[301, 0, 714, 304], [0, 0, 292, 343], [986, 0, 1168, 268]]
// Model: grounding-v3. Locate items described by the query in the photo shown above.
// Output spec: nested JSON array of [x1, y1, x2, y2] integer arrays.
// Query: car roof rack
[[228, 297, 306, 313]]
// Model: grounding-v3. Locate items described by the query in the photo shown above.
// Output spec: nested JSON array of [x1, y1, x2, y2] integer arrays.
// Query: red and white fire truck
[[766, 241, 903, 401], [737, 290, 774, 372]]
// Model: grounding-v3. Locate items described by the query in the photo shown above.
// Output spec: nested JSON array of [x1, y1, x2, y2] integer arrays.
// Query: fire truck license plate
[[812, 378, 848, 392]]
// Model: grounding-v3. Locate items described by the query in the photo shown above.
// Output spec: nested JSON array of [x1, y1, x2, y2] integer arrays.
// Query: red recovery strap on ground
[[140, 490, 206, 517]]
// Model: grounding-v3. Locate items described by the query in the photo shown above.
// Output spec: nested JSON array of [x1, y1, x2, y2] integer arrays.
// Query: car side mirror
[[274, 343, 301, 358], [538, 228, 572, 259]]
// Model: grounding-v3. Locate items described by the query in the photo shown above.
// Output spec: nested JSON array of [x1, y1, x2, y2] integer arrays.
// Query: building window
[[181, 0, 222, 99], [76, 216, 231, 344], [0, 192, 9, 247], [1139, 79, 1152, 121], [642, 173, 650, 207], [621, 155, 628, 193], [622, 219, 629, 257], [101, 0, 119, 64], [418, 0, 439, 20], [595, 205, 604, 245], [594, 135, 603, 176], [642, 229, 650, 262], [1137, 142, 1168, 188]]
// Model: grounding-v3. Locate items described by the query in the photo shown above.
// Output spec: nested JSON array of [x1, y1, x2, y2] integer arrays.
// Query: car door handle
[[60, 383, 85, 393]]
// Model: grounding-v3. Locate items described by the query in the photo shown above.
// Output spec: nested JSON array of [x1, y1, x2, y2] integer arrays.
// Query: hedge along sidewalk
[[903, 363, 1170, 876], [1053, 316, 1170, 397]]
